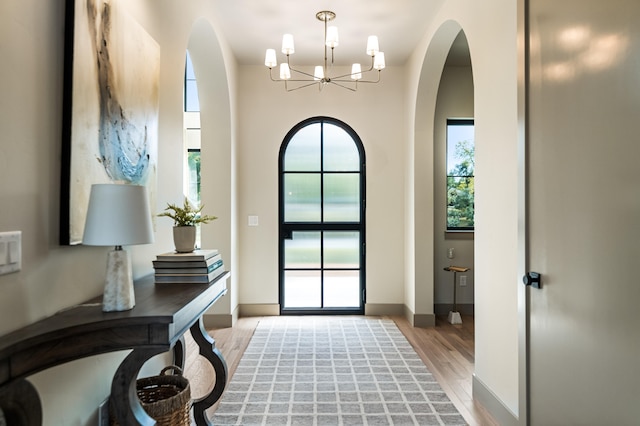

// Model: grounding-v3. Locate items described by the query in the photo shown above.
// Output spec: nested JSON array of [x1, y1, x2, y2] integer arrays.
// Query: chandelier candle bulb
[[314, 66, 324, 81], [374, 52, 386, 70], [281, 34, 294, 55], [280, 63, 291, 80], [351, 63, 362, 80], [366, 35, 380, 56], [326, 26, 339, 47], [265, 49, 277, 68]]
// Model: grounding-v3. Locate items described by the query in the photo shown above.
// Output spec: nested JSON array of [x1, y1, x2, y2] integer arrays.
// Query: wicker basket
[[111, 365, 191, 426]]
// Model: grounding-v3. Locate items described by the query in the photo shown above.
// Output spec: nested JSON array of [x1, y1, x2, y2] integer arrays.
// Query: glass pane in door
[[323, 231, 360, 268], [323, 174, 360, 222], [284, 174, 321, 222], [285, 232, 320, 268], [323, 270, 360, 308], [284, 270, 321, 308]]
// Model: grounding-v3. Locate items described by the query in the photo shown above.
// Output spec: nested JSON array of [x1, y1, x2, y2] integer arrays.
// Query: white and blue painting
[[68, 0, 159, 244]]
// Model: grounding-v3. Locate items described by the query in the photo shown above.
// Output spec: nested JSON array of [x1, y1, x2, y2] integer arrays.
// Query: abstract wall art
[[61, 0, 159, 245]]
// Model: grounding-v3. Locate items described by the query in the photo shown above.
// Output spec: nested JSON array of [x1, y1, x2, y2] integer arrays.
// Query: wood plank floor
[[184, 314, 498, 425]]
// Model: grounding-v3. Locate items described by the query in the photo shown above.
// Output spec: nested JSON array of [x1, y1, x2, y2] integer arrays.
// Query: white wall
[[405, 0, 520, 418], [236, 66, 407, 311], [0, 0, 236, 423]]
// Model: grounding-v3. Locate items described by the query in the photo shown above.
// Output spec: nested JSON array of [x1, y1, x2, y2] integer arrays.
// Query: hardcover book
[[153, 254, 222, 269], [154, 266, 226, 284], [155, 249, 219, 262]]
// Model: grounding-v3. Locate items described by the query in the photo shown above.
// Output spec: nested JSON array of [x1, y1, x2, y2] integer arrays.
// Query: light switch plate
[[248, 215, 259, 226], [0, 231, 21, 275]]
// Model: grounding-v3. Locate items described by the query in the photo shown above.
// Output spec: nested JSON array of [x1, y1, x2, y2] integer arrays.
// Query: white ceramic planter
[[173, 226, 196, 253]]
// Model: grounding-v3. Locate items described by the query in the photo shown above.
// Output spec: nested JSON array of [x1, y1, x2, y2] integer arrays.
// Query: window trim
[[446, 118, 475, 232]]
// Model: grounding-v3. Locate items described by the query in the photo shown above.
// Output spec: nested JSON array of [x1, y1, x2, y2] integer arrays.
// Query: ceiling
[[207, 0, 465, 67]]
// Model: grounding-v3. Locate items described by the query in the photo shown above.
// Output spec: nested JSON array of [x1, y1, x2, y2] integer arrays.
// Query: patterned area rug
[[211, 317, 467, 426]]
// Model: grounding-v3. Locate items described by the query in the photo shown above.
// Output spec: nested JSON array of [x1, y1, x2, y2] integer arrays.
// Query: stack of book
[[153, 249, 225, 284]]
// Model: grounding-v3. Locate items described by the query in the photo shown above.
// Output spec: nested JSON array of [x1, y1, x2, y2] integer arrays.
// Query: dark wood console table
[[0, 272, 230, 425]]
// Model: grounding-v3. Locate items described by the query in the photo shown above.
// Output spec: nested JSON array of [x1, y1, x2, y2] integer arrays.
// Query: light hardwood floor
[[184, 315, 498, 425]]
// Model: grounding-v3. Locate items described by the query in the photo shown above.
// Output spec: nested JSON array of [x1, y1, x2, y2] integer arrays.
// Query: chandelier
[[264, 10, 386, 92]]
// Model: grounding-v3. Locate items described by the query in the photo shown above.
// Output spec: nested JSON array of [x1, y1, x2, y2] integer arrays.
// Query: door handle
[[523, 272, 542, 289]]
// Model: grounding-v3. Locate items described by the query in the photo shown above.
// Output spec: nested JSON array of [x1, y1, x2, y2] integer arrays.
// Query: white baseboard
[[403, 305, 436, 327], [364, 303, 405, 316], [434, 303, 474, 316], [238, 303, 280, 317], [473, 374, 519, 426]]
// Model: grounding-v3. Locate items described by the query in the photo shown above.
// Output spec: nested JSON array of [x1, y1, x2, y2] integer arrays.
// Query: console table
[[0, 272, 230, 425]]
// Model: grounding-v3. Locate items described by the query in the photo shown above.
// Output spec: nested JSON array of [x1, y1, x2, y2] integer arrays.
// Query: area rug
[[210, 316, 467, 425]]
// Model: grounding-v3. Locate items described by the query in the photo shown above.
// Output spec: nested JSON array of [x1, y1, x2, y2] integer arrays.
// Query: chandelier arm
[[330, 68, 376, 81], [288, 67, 318, 80], [331, 70, 381, 84], [328, 56, 376, 81], [284, 81, 325, 92], [269, 67, 325, 83], [328, 80, 357, 92]]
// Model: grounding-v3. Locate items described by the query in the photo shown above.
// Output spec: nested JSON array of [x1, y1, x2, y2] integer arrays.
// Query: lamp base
[[102, 249, 135, 312], [448, 311, 462, 324]]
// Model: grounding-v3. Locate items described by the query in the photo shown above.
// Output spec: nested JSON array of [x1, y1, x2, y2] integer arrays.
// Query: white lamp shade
[[265, 49, 277, 67], [280, 63, 291, 80], [282, 34, 295, 55], [366, 35, 379, 56], [326, 26, 339, 48], [83, 184, 154, 247], [351, 63, 362, 80], [314, 66, 324, 81], [374, 52, 386, 70]]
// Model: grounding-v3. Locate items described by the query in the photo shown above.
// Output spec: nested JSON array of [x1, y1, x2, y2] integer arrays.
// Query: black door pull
[[523, 272, 541, 289]]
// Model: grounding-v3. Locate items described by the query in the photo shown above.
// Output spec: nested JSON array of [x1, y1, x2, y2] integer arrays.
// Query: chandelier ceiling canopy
[[264, 10, 386, 92]]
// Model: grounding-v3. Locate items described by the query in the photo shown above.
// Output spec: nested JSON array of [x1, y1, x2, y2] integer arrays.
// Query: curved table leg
[[190, 316, 228, 426], [173, 334, 186, 370], [0, 379, 42, 426], [110, 347, 165, 426]]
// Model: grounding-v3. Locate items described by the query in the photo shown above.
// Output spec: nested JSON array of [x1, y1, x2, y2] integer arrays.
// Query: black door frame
[[278, 116, 366, 315]]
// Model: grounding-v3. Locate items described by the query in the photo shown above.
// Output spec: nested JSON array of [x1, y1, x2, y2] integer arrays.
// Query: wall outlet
[[460, 275, 467, 287], [447, 247, 455, 259], [0, 231, 21, 275]]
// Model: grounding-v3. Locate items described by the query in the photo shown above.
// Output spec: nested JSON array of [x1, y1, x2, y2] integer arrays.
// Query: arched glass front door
[[279, 117, 366, 315]]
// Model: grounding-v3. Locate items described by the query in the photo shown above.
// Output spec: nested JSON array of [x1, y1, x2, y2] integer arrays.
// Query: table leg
[[110, 347, 164, 426], [0, 379, 42, 426], [189, 316, 228, 426], [173, 335, 186, 370]]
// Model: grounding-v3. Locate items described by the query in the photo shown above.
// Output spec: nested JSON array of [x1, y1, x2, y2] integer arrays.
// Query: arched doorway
[[279, 117, 366, 315]]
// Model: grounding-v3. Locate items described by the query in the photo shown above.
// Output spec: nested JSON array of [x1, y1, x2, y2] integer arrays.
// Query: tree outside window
[[446, 119, 474, 230]]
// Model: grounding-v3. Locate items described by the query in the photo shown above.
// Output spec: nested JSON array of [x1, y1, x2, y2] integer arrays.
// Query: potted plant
[[158, 197, 217, 253]]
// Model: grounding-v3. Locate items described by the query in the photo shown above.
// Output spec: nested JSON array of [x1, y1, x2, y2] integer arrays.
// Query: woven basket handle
[[160, 365, 183, 376]]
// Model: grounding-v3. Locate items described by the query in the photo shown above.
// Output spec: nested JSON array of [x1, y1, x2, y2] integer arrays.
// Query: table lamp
[[82, 183, 154, 312]]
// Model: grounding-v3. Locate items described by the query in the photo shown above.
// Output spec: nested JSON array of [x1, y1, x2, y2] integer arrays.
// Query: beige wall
[[236, 65, 407, 310], [0, 0, 236, 423], [405, 0, 520, 418], [2, 0, 526, 424]]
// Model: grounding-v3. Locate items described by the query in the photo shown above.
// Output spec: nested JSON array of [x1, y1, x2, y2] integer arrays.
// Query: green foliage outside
[[447, 140, 475, 229], [188, 151, 201, 204]]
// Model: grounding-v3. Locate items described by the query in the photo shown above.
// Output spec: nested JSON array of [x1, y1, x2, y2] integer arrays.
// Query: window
[[446, 119, 474, 230], [184, 51, 203, 246], [184, 50, 200, 112]]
